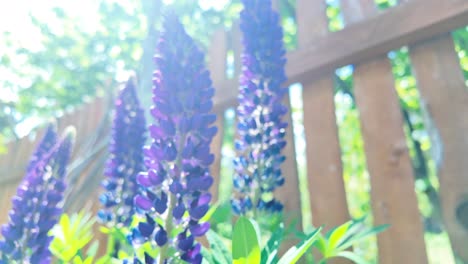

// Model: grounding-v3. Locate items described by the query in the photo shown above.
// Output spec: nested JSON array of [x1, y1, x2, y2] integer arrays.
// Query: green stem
[[106, 233, 115, 257], [158, 132, 187, 264], [158, 193, 177, 264]]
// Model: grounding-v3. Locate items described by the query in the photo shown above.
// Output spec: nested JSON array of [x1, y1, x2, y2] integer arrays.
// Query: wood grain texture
[[209, 113, 225, 202], [297, 0, 350, 232], [270, 0, 302, 232], [409, 34, 468, 262], [275, 94, 302, 227], [212, 0, 468, 109], [209, 29, 227, 83], [341, 1, 428, 263], [352, 59, 428, 264]]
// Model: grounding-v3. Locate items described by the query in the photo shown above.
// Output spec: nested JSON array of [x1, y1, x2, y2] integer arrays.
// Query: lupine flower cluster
[[99, 78, 147, 226], [232, 0, 289, 216], [0, 125, 74, 264], [129, 14, 217, 264]]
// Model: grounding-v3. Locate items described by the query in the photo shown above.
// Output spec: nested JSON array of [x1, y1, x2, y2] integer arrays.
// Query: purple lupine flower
[[26, 124, 58, 172], [0, 128, 74, 264], [99, 78, 146, 226], [131, 14, 216, 264], [232, 0, 288, 216]]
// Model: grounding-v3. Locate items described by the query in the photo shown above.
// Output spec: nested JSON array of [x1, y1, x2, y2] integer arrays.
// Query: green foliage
[[204, 230, 232, 264], [203, 214, 384, 264], [49, 212, 101, 263], [277, 228, 321, 264], [313, 218, 389, 264], [0, 0, 241, 139], [232, 216, 261, 264], [207, 216, 323, 264], [260, 222, 284, 264], [453, 26, 468, 83]]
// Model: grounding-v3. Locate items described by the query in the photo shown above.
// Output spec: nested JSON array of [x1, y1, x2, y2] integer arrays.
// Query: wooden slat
[[276, 95, 302, 227], [354, 59, 428, 264], [208, 28, 229, 203], [0, 186, 17, 226], [297, 0, 350, 231], [230, 22, 242, 78], [208, 29, 227, 83], [341, 1, 428, 263], [12, 138, 33, 177], [79, 101, 94, 136], [409, 34, 468, 262], [209, 113, 225, 202], [212, 0, 468, 108], [269, 0, 302, 230]]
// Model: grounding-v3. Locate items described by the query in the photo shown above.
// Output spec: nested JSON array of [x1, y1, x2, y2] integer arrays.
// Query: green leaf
[[86, 241, 99, 259], [72, 256, 84, 264], [261, 222, 284, 264], [327, 221, 352, 250], [335, 251, 371, 264], [210, 202, 232, 225], [50, 211, 96, 262], [277, 227, 322, 264], [337, 224, 389, 251], [201, 247, 216, 264], [313, 234, 328, 256], [206, 230, 232, 264], [232, 216, 261, 264], [95, 255, 112, 264], [200, 203, 219, 223]]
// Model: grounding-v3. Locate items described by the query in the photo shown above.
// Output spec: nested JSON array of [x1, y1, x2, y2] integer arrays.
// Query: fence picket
[[341, 1, 428, 263], [0, 1, 466, 260], [270, 0, 302, 231], [297, 0, 350, 232], [210, 112, 225, 202], [409, 34, 468, 262]]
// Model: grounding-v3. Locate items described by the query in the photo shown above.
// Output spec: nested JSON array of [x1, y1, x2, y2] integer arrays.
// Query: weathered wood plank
[[229, 22, 242, 78], [353, 61, 429, 264], [209, 113, 225, 202], [208, 29, 227, 84], [208, 28, 229, 203], [212, 0, 468, 108], [297, 0, 350, 231], [275, 95, 302, 226], [409, 34, 468, 262], [0, 186, 17, 227], [341, 1, 428, 263], [268, 0, 302, 230]]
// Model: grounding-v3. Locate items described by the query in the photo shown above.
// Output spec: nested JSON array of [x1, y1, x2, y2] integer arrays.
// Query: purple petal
[[154, 228, 167, 246], [189, 204, 209, 220], [135, 195, 153, 211], [189, 222, 210, 237], [173, 203, 186, 220]]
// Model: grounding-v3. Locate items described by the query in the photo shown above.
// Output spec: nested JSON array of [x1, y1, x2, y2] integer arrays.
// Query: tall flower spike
[[99, 78, 147, 226], [232, 0, 288, 216], [27, 123, 58, 172], [0, 128, 75, 264], [132, 13, 217, 264]]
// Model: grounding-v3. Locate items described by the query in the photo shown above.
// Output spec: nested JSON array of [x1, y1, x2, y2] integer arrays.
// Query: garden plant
[[0, 1, 386, 263]]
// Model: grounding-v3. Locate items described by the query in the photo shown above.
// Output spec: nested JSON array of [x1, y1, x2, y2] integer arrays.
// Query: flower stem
[[158, 192, 177, 264], [158, 131, 187, 264]]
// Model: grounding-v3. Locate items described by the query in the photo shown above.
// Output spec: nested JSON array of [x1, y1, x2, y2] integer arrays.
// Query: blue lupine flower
[[0, 128, 74, 264], [131, 13, 216, 264], [99, 78, 147, 226], [232, 0, 288, 216]]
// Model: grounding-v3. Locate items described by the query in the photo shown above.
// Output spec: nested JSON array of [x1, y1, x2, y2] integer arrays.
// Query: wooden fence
[[1, 0, 467, 263]]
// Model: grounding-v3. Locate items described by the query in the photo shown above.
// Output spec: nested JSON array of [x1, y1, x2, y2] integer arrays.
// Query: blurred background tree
[[0, 0, 242, 140]]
